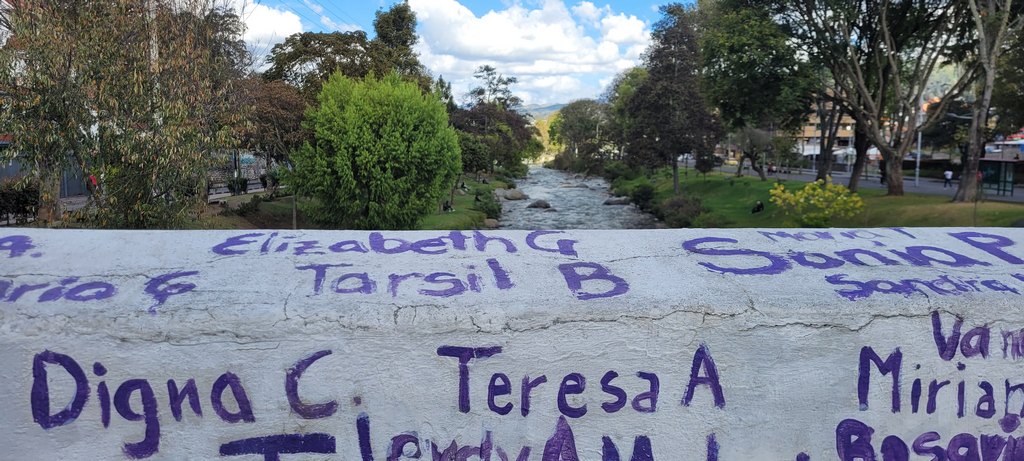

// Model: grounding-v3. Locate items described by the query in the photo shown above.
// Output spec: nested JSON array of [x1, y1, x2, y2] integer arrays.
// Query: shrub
[[603, 161, 638, 183], [630, 182, 656, 212], [285, 73, 461, 229], [660, 195, 705, 228], [770, 177, 864, 227], [500, 163, 529, 178], [227, 176, 249, 195], [474, 191, 502, 219], [234, 195, 263, 217]]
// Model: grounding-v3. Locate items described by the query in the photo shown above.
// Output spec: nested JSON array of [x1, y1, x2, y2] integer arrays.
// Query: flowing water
[[499, 165, 658, 230]]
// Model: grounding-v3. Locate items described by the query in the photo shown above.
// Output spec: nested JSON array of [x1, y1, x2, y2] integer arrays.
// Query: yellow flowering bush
[[769, 177, 864, 227]]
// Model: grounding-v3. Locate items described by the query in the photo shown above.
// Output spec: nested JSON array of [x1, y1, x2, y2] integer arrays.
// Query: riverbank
[[610, 168, 1024, 228], [200, 175, 514, 231], [192, 165, 1023, 230]]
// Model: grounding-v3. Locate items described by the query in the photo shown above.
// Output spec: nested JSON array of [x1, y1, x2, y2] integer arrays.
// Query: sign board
[[2, 228, 1024, 460]]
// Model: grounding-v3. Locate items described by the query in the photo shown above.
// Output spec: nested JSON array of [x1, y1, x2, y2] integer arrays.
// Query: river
[[499, 165, 658, 229]]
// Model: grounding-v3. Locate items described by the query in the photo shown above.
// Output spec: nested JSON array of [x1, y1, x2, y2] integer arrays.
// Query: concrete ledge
[[2, 228, 1024, 459]]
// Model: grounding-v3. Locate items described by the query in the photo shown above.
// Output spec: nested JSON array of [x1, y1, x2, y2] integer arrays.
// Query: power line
[[298, 0, 366, 32], [319, 1, 368, 31]]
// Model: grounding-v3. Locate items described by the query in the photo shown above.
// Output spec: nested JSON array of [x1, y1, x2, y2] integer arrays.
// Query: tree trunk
[[848, 125, 870, 192], [955, 77, 996, 202], [34, 169, 62, 225], [751, 162, 767, 181], [885, 154, 905, 196], [672, 160, 680, 195], [816, 148, 834, 181], [735, 154, 745, 176]]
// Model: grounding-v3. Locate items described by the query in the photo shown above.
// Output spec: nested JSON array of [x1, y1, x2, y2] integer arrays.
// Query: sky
[[231, 0, 668, 106]]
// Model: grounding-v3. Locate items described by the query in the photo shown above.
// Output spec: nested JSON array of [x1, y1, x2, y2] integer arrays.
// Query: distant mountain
[[523, 103, 567, 119]]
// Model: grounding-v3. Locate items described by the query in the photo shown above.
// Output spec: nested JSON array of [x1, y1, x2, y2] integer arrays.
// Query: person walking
[[943, 169, 953, 188]]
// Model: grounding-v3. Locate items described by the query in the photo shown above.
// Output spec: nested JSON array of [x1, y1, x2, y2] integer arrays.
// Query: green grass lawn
[[615, 169, 1024, 228], [204, 177, 509, 230]]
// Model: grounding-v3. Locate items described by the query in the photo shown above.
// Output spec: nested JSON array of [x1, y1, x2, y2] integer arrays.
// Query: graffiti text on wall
[[683, 229, 1024, 301]]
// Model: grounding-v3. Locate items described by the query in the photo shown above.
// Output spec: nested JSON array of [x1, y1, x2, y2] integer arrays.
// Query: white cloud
[[600, 13, 647, 44], [409, 0, 650, 105], [232, 0, 304, 48], [571, 1, 609, 26], [302, 0, 323, 15]]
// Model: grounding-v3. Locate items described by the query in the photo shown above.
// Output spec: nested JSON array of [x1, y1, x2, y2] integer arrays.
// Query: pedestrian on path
[[943, 169, 953, 188]]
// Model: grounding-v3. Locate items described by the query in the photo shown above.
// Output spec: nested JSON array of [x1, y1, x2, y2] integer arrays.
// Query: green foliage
[[700, 4, 814, 132], [695, 151, 716, 174], [770, 177, 864, 227], [660, 195, 705, 228], [450, 69, 539, 175], [234, 194, 263, 217], [625, 4, 723, 192], [286, 73, 461, 229], [602, 161, 640, 182], [227, 177, 249, 195], [498, 164, 529, 179], [602, 67, 647, 155], [630, 182, 656, 212], [474, 190, 502, 220], [994, 29, 1024, 136], [0, 1, 244, 228]]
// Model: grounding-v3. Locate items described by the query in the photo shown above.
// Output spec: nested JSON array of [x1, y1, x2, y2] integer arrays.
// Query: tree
[[993, 30, 1024, 135], [953, 0, 1024, 202], [264, 31, 371, 98], [0, 0, 244, 228], [238, 78, 308, 168], [782, 0, 979, 195], [602, 67, 648, 160], [469, 65, 522, 109], [700, 1, 815, 180], [450, 66, 539, 175], [626, 4, 723, 194], [368, 2, 425, 80], [286, 73, 461, 230], [549, 99, 607, 170]]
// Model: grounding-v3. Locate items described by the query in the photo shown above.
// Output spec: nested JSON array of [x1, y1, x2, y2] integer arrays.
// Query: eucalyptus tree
[[0, 0, 247, 227]]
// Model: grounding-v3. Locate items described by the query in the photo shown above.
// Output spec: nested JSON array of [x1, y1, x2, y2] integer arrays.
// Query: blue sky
[[236, 0, 669, 104]]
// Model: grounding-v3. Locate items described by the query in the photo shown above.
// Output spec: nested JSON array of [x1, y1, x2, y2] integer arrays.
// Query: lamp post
[[915, 94, 923, 187]]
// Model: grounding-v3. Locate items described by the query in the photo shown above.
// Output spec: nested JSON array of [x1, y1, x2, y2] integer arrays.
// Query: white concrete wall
[[2, 228, 1024, 460]]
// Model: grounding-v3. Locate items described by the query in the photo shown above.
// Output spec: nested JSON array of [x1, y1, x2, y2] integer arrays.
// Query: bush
[[770, 176, 864, 227], [234, 194, 263, 217], [660, 195, 705, 228], [603, 161, 640, 183], [286, 73, 461, 229], [630, 182, 656, 212], [227, 176, 249, 195], [474, 190, 502, 219], [500, 163, 529, 178]]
